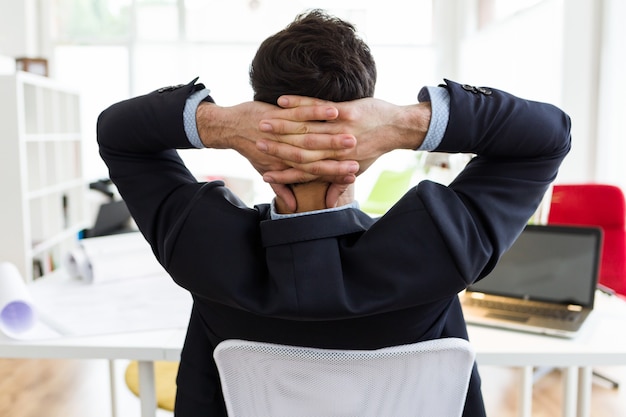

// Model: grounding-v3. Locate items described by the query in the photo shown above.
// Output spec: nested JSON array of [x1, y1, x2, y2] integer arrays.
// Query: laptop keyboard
[[465, 298, 580, 321]]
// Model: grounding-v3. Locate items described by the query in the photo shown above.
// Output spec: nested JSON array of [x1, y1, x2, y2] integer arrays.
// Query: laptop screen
[[466, 225, 602, 307]]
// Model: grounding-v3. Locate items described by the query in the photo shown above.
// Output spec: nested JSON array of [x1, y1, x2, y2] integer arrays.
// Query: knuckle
[[270, 122, 285, 134], [299, 173, 314, 183], [289, 150, 305, 164], [298, 124, 310, 135], [302, 135, 318, 150], [334, 148, 352, 159], [341, 107, 358, 122], [308, 163, 323, 176], [264, 141, 278, 155]]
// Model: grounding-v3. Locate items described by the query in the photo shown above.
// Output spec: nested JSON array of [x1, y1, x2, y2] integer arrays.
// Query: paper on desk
[[52, 233, 190, 338], [0, 262, 38, 338], [0, 260, 191, 341], [65, 232, 166, 284], [29, 273, 192, 339]]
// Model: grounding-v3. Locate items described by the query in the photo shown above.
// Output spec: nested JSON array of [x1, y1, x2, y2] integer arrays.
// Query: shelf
[[26, 178, 86, 200], [29, 183, 87, 244], [23, 133, 81, 142], [31, 224, 88, 256], [0, 72, 87, 282], [25, 140, 82, 192], [19, 72, 80, 135]]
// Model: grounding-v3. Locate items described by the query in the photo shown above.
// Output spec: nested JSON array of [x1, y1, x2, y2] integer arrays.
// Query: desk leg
[[518, 366, 533, 417], [577, 367, 592, 417], [562, 366, 578, 417], [138, 361, 157, 417], [108, 360, 118, 417]]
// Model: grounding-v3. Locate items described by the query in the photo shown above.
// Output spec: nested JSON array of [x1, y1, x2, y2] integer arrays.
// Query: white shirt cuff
[[417, 86, 450, 151], [184, 89, 212, 148]]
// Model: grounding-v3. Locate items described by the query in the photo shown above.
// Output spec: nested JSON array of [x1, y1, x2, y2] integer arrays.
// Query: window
[[48, 0, 435, 200], [52, 0, 132, 41], [477, 0, 545, 29]]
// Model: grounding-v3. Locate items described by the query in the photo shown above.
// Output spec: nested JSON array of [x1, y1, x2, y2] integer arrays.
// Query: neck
[[274, 182, 355, 214], [291, 182, 329, 212]]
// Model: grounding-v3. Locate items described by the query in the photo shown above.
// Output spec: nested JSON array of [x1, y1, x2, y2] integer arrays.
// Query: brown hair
[[250, 9, 376, 104]]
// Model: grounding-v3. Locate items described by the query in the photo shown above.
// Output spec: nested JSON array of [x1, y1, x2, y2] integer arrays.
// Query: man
[[97, 10, 571, 417]]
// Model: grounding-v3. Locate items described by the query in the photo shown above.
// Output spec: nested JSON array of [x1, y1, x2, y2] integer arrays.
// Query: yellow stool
[[125, 361, 179, 411]]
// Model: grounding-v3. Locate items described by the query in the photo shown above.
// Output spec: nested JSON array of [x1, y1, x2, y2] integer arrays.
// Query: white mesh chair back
[[213, 337, 475, 417]]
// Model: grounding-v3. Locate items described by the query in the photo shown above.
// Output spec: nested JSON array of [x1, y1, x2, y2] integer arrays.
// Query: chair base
[[533, 367, 620, 389], [593, 370, 620, 389]]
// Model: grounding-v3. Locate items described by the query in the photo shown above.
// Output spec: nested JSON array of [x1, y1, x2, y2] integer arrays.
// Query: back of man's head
[[250, 9, 377, 105]]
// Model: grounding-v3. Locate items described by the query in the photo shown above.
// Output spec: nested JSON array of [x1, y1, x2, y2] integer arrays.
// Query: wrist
[[196, 103, 233, 149], [397, 102, 431, 150]]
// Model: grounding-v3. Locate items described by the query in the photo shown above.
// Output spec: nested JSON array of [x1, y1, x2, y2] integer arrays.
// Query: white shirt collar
[[269, 199, 360, 220]]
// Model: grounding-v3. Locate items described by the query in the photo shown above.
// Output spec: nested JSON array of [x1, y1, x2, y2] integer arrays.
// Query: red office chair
[[547, 184, 626, 389], [548, 184, 626, 297]]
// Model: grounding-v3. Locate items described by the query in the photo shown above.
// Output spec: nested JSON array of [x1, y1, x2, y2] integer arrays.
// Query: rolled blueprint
[[0, 262, 37, 337]]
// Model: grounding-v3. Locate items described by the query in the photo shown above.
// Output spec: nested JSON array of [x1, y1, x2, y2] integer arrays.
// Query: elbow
[[96, 106, 114, 148], [96, 102, 129, 150], [556, 111, 573, 157], [542, 105, 572, 158]]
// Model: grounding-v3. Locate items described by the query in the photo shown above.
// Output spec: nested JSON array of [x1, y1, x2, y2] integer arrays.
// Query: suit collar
[[260, 208, 374, 247]]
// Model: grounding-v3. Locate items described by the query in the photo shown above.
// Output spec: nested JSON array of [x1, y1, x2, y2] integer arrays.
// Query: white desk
[[0, 276, 624, 417], [469, 291, 626, 417], [0, 272, 190, 417], [0, 326, 185, 417]]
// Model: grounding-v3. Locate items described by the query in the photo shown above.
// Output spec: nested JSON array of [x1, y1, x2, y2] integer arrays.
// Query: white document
[[0, 256, 191, 341], [29, 273, 191, 339]]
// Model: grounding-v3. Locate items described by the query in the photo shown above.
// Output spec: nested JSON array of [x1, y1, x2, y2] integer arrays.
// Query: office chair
[[547, 183, 626, 388], [213, 338, 475, 417], [548, 184, 626, 297]]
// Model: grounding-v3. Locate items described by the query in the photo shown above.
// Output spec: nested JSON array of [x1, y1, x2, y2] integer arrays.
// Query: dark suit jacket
[[97, 79, 571, 416]]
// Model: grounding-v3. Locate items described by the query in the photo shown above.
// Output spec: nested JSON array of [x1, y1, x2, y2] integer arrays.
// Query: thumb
[[271, 184, 297, 213], [325, 183, 350, 208]]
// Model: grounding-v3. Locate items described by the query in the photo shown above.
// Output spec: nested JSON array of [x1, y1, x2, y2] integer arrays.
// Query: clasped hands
[[198, 95, 430, 212]]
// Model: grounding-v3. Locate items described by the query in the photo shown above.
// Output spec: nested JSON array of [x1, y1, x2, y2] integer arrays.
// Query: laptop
[[84, 200, 133, 238], [460, 224, 602, 338]]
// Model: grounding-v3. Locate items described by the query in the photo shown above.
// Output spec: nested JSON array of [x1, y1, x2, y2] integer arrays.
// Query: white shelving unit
[[0, 71, 88, 282]]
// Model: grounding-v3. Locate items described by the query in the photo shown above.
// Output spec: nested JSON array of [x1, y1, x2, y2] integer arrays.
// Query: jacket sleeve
[[415, 79, 572, 284], [96, 79, 216, 263]]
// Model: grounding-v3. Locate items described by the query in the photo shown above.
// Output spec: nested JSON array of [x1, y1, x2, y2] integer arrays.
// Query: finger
[[270, 184, 296, 212], [263, 168, 319, 185], [262, 103, 339, 127], [262, 162, 358, 185], [326, 183, 351, 208], [318, 173, 356, 185], [277, 95, 332, 108], [293, 160, 359, 178], [257, 139, 355, 164], [257, 133, 355, 154], [260, 119, 346, 136]]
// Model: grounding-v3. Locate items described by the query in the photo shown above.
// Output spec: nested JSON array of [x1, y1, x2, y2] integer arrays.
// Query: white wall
[[458, 0, 572, 179], [596, 0, 626, 189], [0, 0, 40, 58], [456, 0, 625, 189], [459, 1, 563, 102], [559, 0, 603, 185]]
